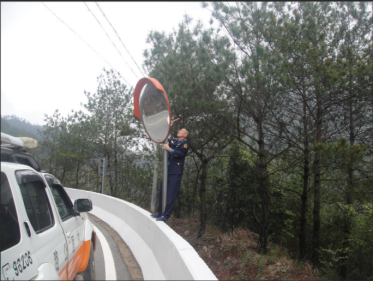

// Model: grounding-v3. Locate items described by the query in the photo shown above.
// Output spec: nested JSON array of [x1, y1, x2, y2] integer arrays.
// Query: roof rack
[[1, 132, 43, 172], [1, 132, 38, 149]]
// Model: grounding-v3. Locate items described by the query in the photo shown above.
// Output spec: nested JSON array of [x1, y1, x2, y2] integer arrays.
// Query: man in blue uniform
[[151, 127, 189, 222]]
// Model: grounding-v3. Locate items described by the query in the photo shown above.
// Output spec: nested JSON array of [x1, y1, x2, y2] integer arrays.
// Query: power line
[[95, 2, 147, 77], [41, 2, 131, 87], [84, 2, 140, 80]]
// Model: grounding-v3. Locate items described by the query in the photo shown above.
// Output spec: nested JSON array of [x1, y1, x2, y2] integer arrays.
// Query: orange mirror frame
[[133, 77, 171, 144]]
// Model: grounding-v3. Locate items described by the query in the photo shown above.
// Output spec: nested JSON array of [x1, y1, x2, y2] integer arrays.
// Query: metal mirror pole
[[162, 138, 168, 214], [101, 157, 106, 194]]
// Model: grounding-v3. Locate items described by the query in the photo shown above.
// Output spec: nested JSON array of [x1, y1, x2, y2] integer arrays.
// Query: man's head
[[177, 128, 189, 140]]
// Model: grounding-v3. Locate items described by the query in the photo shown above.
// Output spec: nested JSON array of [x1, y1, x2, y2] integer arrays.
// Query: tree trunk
[[114, 151, 118, 198], [300, 93, 309, 259], [174, 192, 181, 218], [107, 156, 114, 196], [312, 95, 322, 266], [186, 169, 192, 216], [197, 161, 207, 238], [191, 167, 200, 219], [49, 149, 53, 175], [61, 160, 68, 184], [257, 150, 269, 254], [339, 91, 354, 279], [299, 164, 308, 259], [257, 121, 269, 254], [75, 161, 80, 189], [339, 174, 352, 280]]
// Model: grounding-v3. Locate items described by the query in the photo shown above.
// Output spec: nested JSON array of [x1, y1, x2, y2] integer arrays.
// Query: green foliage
[[209, 140, 260, 232], [268, 245, 281, 264], [151, 3, 372, 276], [144, 15, 235, 237], [319, 202, 373, 280], [7, 2, 371, 280], [36, 68, 153, 205], [204, 0, 371, 276], [256, 255, 266, 278]]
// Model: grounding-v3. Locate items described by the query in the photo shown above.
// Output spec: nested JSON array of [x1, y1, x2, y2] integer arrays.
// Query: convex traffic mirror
[[133, 78, 171, 144]]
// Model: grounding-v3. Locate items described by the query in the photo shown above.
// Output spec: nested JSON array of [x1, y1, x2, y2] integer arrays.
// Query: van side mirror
[[74, 198, 93, 213]]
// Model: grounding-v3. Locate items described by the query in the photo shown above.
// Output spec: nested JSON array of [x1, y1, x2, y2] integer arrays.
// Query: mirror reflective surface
[[139, 82, 170, 143]]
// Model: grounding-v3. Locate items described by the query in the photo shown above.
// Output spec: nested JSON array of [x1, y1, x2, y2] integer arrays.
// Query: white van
[[1, 132, 96, 280]]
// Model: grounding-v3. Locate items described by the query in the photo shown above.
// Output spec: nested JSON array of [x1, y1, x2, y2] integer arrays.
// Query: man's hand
[[162, 143, 172, 152], [170, 118, 180, 127]]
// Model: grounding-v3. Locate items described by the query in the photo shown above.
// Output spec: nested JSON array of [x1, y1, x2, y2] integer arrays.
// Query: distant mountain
[[1, 115, 44, 141]]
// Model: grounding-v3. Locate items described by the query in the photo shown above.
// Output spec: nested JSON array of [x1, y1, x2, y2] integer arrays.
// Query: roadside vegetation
[[2, 2, 372, 280]]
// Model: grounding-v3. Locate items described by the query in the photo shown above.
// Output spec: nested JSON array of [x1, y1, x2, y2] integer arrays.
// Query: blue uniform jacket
[[167, 137, 189, 175]]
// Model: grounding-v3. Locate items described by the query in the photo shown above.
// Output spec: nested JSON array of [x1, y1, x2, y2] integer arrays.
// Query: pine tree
[[144, 16, 233, 237]]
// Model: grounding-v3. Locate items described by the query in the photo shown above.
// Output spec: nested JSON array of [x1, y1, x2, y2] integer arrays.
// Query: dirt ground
[[167, 216, 323, 281]]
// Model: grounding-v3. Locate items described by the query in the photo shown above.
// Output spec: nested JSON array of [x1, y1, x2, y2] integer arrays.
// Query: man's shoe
[[150, 214, 160, 218], [156, 216, 168, 222]]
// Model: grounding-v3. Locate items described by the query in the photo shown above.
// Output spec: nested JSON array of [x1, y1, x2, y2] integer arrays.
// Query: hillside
[[1, 115, 44, 140], [167, 217, 322, 281]]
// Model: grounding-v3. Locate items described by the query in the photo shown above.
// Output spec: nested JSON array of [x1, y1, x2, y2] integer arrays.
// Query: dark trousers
[[157, 174, 182, 219]]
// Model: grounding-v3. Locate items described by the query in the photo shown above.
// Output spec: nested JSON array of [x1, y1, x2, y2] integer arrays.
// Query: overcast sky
[[1, 2, 215, 125]]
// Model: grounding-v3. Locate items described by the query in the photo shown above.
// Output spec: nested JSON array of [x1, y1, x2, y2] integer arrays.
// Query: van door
[[1, 171, 39, 280], [14, 170, 68, 280], [45, 175, 85, 280]]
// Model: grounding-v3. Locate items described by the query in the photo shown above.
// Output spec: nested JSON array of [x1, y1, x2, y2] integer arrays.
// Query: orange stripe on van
[[59, 266, 68, 281], [77, 240, 91, 273], [58, 240, 91, 280]]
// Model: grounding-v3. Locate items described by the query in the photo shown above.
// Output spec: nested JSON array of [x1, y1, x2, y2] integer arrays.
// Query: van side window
[[15, 156, 33, 167], [49, 184, 75, 221], [16, 171, 54, 233], [1, 172, 21, 252]]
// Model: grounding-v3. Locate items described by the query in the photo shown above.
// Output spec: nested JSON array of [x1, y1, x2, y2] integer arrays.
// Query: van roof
[[1, 161, 35, 172]]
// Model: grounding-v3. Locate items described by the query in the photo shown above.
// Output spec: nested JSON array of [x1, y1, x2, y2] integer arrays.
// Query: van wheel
[[81, 242, 95, 280]]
